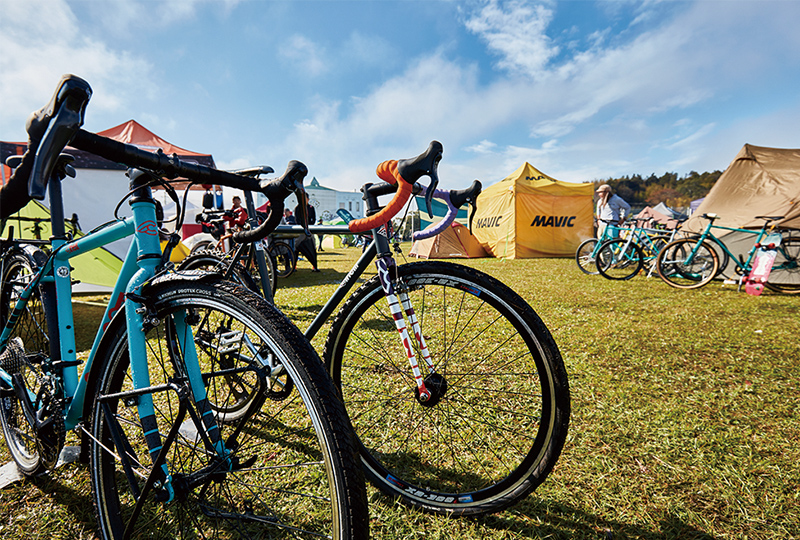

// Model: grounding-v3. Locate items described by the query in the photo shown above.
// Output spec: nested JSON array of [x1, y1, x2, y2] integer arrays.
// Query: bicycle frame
[[684, 220, 767, 272], [0, 169, 224, 496]]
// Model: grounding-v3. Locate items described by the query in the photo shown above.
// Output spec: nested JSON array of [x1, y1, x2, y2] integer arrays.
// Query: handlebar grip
[[348, 141, 443, 234], [348, 180, 413, 234], [411, 181, 482, 241], [232, 160, 308, 244], [375, 160, 400, 185]]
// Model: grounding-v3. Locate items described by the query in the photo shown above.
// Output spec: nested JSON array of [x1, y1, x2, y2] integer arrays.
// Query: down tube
[[63, 223, 138, 430]]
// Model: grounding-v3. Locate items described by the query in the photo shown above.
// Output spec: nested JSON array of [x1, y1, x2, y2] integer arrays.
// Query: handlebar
[[412, 180, 482, 240], [22, 74, 308, 244], [347, 141, 443, 234]]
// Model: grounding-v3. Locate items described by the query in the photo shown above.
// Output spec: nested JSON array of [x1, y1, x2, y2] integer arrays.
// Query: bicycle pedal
[[218, 330, 244, 354]]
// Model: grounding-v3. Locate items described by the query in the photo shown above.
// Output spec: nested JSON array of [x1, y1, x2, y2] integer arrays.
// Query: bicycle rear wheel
[[575, 238, 599, 275], [0, 247, 62, 475], [322, 261, 570, 516], [764, 236, 800, 294], [656, 238, 719, 289], [595, 239, 644, 280], [90, 278, 368, 539]]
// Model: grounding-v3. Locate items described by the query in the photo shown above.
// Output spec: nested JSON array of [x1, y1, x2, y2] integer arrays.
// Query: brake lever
[[423, 170, 439, 219]]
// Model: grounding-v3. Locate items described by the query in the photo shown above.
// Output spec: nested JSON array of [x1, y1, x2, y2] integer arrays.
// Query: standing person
[[282, 208, 296, 225], [595, 184, 630, 239], [317, 218, 325, 251], [294, 193, 320, 272]]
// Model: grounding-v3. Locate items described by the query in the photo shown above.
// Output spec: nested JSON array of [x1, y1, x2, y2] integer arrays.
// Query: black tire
[[90, 278, 368, 540], [189, 240, 214, 255], [178, 247, 277, 297], [656, 238, 719, 289], [764, 236, 800, 294], [640, 234, 671, 272], [685, 233, 729, 277], [575, 238, 599, 275], [268, 241, 295, 279], [0, 248, 60, 475], [595, 239, 644, 280], [322, 261, 570, 516]]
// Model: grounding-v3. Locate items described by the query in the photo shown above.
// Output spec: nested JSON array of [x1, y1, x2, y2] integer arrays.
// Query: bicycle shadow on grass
[[10, 464, 98, 535], [467, 497, 719, 540]]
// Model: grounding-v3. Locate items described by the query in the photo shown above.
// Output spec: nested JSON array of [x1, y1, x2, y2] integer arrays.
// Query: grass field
[[0, 246, 798, 539]]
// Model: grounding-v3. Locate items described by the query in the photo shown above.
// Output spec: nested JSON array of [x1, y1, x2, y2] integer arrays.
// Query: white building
[[270, 177, 364, 223]]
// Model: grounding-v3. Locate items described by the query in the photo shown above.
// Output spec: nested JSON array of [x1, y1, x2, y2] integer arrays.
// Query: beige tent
[[683, 144, 800, 284], [685, 144, 800, 231], [685, 145, 800, 272], [472, 162, 593, 258], [410, 223, 487, 259]]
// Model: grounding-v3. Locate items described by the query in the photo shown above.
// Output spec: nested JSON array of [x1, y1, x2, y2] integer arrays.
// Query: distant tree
[[591, 169, 722, 208]]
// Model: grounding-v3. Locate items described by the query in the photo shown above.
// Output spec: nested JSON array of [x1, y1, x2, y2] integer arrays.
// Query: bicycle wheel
[[765, 236, 800, 294], [686, 234, 729, 277], [268, 241, 295, 279], [322, 261, 570, 516], [189, 240, 214, 255], [595, 239, 644, 280], [178, 247, 277, 298], [0, 247, 62, 475], [90, 278, 368, 539], [575, 238, 599, 275], [656, 238, 719, 289]]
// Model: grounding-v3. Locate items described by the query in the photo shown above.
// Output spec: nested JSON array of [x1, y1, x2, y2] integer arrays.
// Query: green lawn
[[1, 246, 798, 539]]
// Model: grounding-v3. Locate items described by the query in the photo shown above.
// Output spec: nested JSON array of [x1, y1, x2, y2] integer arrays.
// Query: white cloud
[[0, 0, 155, 138], [466, 140, 498, 154], [465, 0, 559, 77], [279, 35, 329, 77]]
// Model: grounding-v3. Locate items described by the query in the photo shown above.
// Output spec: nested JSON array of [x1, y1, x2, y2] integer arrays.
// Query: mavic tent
[[409, 222, 487, 259], [471, 162, 593, 258], [683, 144, 800, 279]]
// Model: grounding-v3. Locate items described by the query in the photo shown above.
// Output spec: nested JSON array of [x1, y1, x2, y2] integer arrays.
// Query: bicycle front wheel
[[765, 236, 800, 294], [575, 238, 599, 275], [656, 238, 719, 289], [595, 239, 644, 280], [90, 278, 368, 539], [322, 261, 570, 516], [178, 247, 277, 298]]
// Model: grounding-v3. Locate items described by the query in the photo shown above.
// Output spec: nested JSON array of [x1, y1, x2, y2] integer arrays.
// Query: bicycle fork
[[375, 256, 438, 402]]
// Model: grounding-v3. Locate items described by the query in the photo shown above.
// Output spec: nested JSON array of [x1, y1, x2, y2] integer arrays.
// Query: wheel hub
[[414, 373, 447, 407]]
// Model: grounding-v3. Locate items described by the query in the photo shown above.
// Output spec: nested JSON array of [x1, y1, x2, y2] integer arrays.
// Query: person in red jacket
[[223, 195, 248, 230]]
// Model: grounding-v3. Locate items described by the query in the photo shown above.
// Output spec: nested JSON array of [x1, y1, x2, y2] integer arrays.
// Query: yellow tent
[[472, 162, 593, 258]]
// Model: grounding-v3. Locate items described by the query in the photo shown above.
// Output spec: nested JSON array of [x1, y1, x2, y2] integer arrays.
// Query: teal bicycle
[[595, 221, 679, 280], [576, 219, 676, 279], [0, 75, 368, 539], [655, 213, 800, 292]]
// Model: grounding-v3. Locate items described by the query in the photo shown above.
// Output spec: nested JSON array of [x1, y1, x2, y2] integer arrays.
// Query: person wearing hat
[[595, 184, 630, 239]]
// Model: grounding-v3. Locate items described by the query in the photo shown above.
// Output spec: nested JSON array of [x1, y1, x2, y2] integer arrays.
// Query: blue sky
[[3, 0, 800, 193]]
